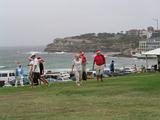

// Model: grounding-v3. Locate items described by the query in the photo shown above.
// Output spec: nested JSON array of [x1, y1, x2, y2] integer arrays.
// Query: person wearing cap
[[79, 51, 87, 81], [15, 63, 24, 87], [93, 50, 106, 81], [71, 53, 82, 86], [31, 54, 40, 85]]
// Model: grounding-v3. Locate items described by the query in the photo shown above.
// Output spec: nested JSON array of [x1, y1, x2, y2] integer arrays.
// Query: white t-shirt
[[73, 59, 82, 71], [32, 58, 40, 72], [29, 60, 34, 73]]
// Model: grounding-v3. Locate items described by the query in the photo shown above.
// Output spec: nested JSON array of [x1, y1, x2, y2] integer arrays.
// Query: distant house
[[126, 27, 155, 39], [152, 30, 160, 38], [147, 26, 154, 32], [126, 29, 139, 36], [139, 29, 151, 39]]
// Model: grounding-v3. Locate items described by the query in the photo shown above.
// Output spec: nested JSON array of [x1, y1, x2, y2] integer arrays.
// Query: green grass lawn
[[0, 73, 160, 120]]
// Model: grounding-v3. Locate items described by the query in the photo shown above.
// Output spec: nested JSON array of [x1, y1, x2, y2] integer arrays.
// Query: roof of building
[[143, 48, 160, 55]]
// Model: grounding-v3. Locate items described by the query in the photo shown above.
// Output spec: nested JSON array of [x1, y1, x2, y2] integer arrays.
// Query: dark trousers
[[32, 72, 40, 85], [82, 71, 87, 81]]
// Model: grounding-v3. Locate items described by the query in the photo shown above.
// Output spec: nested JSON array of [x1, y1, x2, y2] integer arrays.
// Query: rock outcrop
[[44, 33, 141, 55], [44, 38, 122, 52]]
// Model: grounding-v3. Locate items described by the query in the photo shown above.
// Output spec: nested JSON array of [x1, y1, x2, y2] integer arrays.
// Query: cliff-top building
[[139, 37, 160, 52], [138, 26, 160, 52], [126, 29, 139, 36], [126, 27, 153, 39]]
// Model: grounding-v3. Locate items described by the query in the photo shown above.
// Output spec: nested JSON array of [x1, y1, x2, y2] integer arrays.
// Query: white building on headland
[[138, 26, 160, 53], [139, 29, 152, 39], [126, 29, 139, 36], [126, 26, 154, 39], [139, 37, 160, 52]]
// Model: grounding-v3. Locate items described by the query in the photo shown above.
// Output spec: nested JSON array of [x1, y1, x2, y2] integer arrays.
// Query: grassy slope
[[0, 73, 160, 120]]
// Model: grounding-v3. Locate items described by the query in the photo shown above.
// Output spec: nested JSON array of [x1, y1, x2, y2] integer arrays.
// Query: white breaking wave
[[24, 51, 48, 55], [0, 66, 6, 69], [55, 51, 65, 54]]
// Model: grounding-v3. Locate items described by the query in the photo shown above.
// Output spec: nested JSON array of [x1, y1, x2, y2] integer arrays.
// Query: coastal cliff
[[44, 33, 141, 55]]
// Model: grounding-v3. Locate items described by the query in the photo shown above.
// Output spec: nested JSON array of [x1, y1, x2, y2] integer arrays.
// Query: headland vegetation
[[44, 32, 142, 57]]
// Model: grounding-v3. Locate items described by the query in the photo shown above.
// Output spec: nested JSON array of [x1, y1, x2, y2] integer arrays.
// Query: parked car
[[44, 71, 71, 83], [0, 70, 16, 87], [59, 72, 70, 78], [57, 77, 72, 82], [122, 67, 135, 74], [0, 70, 30, 87], [44, 72, 59, 83]]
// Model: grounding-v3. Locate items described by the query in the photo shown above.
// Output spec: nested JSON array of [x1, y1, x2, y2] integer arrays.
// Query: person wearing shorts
[[37, 57, 49, 85], [93, 50, 106, 82]]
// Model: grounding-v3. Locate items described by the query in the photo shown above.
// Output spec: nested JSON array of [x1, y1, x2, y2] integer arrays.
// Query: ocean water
[[0, 46, 157, 72]]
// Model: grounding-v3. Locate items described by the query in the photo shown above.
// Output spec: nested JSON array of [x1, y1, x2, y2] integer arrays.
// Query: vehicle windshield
[[9, 73, 15, 77], [1, 73, 7, 77]]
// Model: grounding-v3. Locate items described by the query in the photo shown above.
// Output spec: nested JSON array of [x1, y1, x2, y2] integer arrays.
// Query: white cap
[[30, 53, 36, 58]]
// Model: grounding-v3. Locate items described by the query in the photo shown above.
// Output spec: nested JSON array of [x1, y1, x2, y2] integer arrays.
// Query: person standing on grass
[[134, 64, 137, 73], [31, 54, 40, 86], [110, 60, 115, 76], [79, 51, 87, 81], [71, 54, 82, 86], [93, 50, 106, 82], [37, 57, 49, 85], [15, 63, 24, 87], [28, 57, 34, 87]]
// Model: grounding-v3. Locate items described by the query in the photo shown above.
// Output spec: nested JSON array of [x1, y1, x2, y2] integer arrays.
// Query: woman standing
[[71, 54, 82, 86]]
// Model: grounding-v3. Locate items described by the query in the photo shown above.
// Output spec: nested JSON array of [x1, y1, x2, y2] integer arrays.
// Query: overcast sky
[[0, 0, 159, 46]]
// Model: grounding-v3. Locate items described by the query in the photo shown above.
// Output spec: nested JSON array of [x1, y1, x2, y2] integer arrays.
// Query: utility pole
[[153, 18, 159, 30]]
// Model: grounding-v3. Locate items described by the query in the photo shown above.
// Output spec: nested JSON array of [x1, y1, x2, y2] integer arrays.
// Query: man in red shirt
[[93, 50, 106, 81], [80, 51, 87, 80]]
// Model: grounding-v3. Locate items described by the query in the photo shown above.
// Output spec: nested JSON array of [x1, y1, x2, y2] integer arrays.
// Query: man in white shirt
[[31, 54, 40, 85], [28, 57, 34, 87]]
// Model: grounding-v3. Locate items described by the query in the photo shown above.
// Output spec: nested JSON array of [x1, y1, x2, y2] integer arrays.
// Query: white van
[[0, 70, 16, 87]]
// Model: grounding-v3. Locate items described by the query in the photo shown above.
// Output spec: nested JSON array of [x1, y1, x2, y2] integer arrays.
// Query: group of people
[[72, 50, 107, 86], [15, 54, 49, 87], [15, 50, 114, 87], [28, 54, 49, 87]]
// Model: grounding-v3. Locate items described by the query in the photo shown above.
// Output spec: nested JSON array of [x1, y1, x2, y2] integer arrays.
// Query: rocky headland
[[44, 33, 142, 56]]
